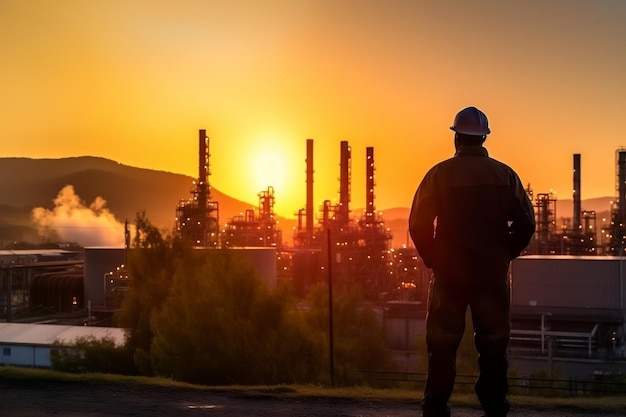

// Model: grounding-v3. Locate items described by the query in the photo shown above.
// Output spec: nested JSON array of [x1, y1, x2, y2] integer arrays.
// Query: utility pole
[[327, 228, 335, 386]]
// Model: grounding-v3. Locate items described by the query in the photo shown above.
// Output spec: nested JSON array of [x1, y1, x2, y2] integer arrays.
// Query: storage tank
[[511, 255, 625, 318], [194, 247, 277, 289], [85, 246, 277, 310], [83, 247, 125, 309], [231, 247, 277, 289]]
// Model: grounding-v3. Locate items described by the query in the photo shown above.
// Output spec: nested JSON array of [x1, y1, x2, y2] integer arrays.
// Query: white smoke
[[32, 185, 126, 247]]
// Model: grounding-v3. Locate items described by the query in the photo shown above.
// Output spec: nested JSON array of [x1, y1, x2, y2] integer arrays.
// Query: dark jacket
[[409, 145, 535, 282]]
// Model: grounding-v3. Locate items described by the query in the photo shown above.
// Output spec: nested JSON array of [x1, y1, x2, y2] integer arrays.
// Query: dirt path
[[0, 379, 621, 417]]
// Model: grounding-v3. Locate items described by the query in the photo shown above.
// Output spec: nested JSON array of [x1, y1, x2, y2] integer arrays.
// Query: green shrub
[[50, 335, 135, 375]]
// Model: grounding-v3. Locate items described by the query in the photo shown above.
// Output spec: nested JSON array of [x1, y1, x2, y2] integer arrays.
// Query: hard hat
[[450, 106, 490, 136]]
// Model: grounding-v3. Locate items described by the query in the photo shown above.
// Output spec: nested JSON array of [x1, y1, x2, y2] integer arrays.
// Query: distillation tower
[[175, 129, 220, 247], [222, 186, 282, 248], [291, 140, 392, 298], [607, 148, 626, 254], [528, 153, 597, 255]]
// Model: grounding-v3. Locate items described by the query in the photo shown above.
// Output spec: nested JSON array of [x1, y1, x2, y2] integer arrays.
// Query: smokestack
[[306, 139, 314, 240], [618, 149, 626, 228], [339, 141, 351, 226], [573, 153, 581, 231], [198, 129, 209, 212], [366, 147, 375, 219]]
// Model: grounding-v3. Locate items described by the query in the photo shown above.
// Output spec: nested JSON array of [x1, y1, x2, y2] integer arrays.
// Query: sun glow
[[252, 149, 287, 193], [235, 134, 302, 217]]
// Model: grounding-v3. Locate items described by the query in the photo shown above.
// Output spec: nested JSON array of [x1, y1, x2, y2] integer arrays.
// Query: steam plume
[[32, 185, 125, 247]]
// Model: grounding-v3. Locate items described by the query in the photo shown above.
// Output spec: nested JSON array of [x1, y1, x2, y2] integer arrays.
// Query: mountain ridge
[[0, 156, 255, 231]]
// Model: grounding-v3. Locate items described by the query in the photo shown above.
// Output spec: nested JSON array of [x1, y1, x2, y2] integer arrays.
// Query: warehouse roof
[[0, 323, 126, 347]]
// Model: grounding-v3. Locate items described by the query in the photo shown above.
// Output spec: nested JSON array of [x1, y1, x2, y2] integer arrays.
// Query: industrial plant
[[2, 130, 626, 379], [171, 131, 394, 299]]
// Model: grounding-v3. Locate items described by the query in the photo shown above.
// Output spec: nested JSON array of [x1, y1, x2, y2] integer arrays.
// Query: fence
[[359, 370, 626, 396]]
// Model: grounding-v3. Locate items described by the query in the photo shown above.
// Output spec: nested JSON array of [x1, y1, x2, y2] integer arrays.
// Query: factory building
[[507, 255, 626, 378], [0, 249, 83, 322], [510, 256, 624, 358], [0, 322, 125, 368]]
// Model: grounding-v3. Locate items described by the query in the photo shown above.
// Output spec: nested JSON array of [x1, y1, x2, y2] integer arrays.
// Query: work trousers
[[422, 275, 511, 417]]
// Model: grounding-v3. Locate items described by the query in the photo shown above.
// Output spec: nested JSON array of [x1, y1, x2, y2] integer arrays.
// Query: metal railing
[[510, 325, 599, 358], [359, 370, 626, 396]]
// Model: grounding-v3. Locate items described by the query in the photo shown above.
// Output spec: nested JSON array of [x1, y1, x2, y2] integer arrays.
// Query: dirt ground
[[0, 378, 622, 417]]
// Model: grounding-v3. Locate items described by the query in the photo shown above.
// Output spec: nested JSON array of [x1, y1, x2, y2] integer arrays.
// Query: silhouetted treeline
[[53, 213, 392, 385]]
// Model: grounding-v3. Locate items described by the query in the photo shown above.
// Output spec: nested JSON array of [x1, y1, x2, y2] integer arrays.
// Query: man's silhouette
[[409, 106, 535, 417]]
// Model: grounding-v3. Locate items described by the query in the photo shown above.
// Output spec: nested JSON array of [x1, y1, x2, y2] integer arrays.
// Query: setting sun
[[249, 145, 290, 199], [224, 132, 304, 215]]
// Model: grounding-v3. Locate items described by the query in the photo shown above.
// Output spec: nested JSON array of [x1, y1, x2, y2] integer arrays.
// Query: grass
[[1, 366, 625, 413]]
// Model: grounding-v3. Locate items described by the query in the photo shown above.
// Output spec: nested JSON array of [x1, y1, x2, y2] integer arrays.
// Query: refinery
[[173, 131, 395, 299], [1, 130, 626, 379]]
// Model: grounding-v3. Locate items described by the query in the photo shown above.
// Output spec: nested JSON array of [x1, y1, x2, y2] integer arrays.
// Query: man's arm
[[409, 177, 437, 268], [508, 175, 536, 259]]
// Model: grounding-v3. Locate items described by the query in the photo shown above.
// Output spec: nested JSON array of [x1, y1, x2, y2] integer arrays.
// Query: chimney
[[198, 129, 209, 212], [306, 139, 314, 240], [339, 141, 351, 226], [617, 149, 626, 229], [573, 153, 581, 231], [366, 147, 375, 220]]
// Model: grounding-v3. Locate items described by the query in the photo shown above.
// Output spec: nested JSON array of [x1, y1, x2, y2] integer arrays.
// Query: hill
[[379, 197, 615, 223], [553, 196, 613, 219], [0, 157, 255, 243]]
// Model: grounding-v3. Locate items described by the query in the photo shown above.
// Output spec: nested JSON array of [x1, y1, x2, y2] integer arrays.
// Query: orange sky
[[1, 0, 625, 218]]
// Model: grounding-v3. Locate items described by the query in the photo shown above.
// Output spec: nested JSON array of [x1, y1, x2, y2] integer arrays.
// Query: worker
[[409, 106, 535, 417]]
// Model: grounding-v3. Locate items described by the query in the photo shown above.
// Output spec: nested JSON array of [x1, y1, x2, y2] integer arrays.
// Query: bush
[[50, 335, 135, 375], [149, 250, 327, 385]]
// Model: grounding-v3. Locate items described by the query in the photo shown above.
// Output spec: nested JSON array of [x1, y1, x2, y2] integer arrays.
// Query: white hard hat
[[450, 107, 490, 136]]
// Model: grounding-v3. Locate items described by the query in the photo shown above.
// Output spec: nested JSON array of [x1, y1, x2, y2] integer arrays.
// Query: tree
[[305, 284, 393, 385], [115, 212, 191, 375], [116, 214, 391, 385], [149, 249, 325, 385]]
